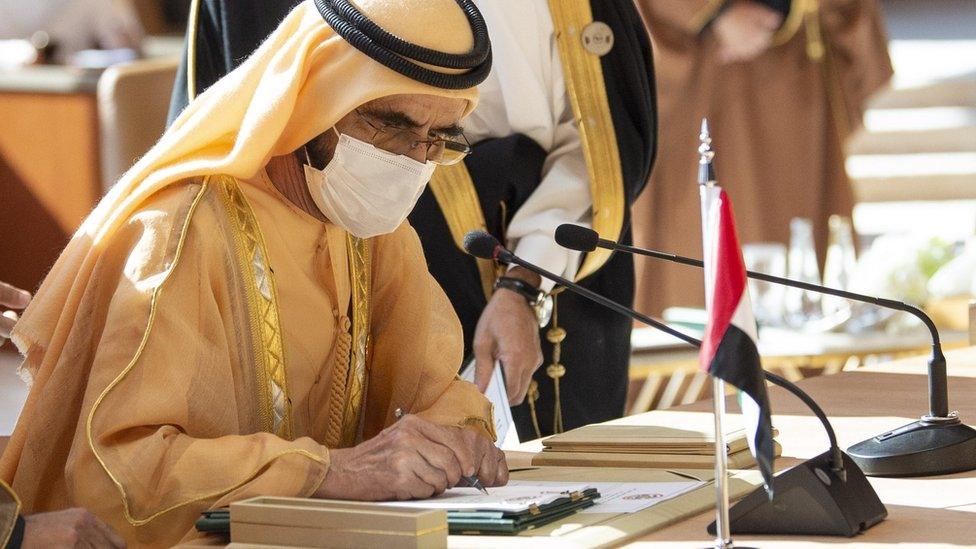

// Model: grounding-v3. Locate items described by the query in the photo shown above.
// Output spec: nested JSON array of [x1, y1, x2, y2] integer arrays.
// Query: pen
[[394, 408, 489, 495]]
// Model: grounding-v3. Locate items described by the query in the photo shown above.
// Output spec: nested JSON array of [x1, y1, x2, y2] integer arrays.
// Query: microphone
[[464, 229, 843, 456], [463, 231, 509, 264], [556, 223, 976, 478], [464, 229, 887, 536], [463, 231, 699, 347]]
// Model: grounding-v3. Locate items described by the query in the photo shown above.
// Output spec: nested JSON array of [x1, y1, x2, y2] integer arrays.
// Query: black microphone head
[[463, 230, 501, 260], [555, 224, 599, 252]]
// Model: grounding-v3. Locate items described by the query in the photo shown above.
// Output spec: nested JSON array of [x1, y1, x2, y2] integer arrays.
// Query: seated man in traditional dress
[[168, 0, 657, 442], [0, 1, 506, 546]]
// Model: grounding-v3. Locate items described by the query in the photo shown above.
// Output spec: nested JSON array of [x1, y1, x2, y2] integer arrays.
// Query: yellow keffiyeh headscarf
[[12, 0, 483, 374]]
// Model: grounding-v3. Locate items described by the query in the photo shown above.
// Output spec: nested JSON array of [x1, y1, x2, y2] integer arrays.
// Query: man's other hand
[[713, 1, 783, 64], [22, 508, 127, 549], [0, 281, 31, 343], [473, 268, 544, 405], [317, 414, 509, 501]]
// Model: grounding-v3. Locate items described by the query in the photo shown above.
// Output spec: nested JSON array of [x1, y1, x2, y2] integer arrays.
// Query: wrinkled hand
[[473, 268, 543, 406], [712, 1, 783, 64], [316, 414, 508, 501], [22, 508, 126, 549], [0, 281, 31, 344]]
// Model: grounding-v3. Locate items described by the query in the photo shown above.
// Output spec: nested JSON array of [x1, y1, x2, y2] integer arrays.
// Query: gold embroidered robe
[[0, 173, 493, 548], [631, 0, 893, 315]]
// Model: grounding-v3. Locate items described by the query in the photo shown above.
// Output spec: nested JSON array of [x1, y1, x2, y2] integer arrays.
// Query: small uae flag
[[700, 183, 776, 495]]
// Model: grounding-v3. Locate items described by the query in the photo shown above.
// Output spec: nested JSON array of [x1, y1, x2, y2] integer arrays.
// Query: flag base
[[703, 542, 757, 549], [847, 415, 976, 477], [707, 451, 886, 537]]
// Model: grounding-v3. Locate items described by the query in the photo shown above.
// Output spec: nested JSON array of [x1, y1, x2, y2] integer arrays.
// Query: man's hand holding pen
[[316, 411, 508, 501]]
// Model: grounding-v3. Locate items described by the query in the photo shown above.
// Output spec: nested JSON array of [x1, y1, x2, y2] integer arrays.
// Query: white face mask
[[304, 132, 436, 238]]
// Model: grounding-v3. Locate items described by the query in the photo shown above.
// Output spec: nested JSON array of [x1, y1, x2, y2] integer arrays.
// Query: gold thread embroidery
[[85, 182, 325, 527], [526, 380, 542, 440], [324, 317, 352, 448], [428, 164, 497, 300], [548, 0, 626, 281], [216, 176, 292, 439], [340, 234, 371, 446], [323, 235, 371, 449], [544, 292, 567, 434]]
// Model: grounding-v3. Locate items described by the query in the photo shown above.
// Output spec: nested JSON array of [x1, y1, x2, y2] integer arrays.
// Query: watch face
[[535, 295, 554, 328]]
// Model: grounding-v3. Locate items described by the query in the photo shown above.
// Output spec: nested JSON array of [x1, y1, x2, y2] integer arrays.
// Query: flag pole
[[699, 119, 733, 549], [712, 378, 733, 549]]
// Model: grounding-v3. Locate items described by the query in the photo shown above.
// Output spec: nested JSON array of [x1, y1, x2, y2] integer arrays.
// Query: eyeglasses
[[352, 109, 471, 166]]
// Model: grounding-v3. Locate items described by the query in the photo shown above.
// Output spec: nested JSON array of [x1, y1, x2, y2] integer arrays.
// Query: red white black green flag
[[700, 184, 776, 494]]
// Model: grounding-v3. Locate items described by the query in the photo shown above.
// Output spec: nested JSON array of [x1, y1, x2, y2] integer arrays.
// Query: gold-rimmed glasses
[[352, 109, 471, 165]]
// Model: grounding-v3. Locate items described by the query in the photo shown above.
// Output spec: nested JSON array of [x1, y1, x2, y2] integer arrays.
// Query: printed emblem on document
[[582, 22, 614, 56]]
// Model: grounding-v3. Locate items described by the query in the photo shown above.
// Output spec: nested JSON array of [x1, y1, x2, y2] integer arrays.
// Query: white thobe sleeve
[[504, 30, 592, 292]]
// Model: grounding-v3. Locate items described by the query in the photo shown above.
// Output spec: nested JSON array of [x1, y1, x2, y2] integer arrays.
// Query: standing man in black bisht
[[169, 0, 657, 440]]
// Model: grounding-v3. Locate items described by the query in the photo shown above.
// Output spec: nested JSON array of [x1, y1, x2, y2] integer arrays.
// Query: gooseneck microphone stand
[[463, 229, 888, 537], [554, 222, 976, 478]]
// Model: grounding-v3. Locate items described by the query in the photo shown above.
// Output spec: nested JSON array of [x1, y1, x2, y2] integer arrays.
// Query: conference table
[[508, 346, 976, 547]]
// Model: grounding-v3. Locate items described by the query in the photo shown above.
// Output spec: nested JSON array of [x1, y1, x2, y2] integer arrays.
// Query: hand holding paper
[[461, 359, 521, 449]]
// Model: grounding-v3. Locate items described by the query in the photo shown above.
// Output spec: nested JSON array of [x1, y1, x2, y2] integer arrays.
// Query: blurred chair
[[97, 56, 179, 191]]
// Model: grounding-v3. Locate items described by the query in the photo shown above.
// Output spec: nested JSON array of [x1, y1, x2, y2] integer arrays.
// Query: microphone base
[[847, 415, 976, 477], [707, 451, 886, 537]]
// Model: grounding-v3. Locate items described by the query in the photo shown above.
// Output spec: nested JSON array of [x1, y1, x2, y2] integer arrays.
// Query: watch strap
[[493, 276, 543, 305]]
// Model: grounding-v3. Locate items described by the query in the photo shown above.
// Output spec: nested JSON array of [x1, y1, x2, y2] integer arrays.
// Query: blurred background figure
[[0, 0, 145, 66], [632, 0, 893, 317]]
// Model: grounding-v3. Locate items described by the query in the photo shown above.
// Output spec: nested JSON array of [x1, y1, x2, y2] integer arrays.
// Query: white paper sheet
[[506, 479, 705, 514], [459, 359, 520, 449], [376, 484, 594, 513]]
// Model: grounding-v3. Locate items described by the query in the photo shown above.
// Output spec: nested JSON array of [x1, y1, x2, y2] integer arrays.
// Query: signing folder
[[377, 484, 601, 534], [534, 409, 779, 469]]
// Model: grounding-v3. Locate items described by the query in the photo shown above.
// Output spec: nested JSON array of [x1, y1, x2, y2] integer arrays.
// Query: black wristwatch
[[493, 276, 553, 327]]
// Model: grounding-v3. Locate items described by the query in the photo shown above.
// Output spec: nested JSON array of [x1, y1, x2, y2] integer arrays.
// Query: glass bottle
[[784, 218, 823, 328], [822, 215, 857, 318]]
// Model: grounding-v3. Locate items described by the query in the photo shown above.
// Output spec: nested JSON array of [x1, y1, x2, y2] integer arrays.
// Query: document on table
[[459, 359, 520, 449], [376, 484, 594, 513], [507, 479, 705, 514]]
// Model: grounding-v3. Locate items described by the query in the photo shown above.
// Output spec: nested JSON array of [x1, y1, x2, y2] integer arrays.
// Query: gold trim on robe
[[323, 232, 373, 448], [214, 175, 293, 439], [84, 181, 333, 528], [429, 1, 626, 287], [546, 0, 625, 281], [340, 234, 372, 446], [428, 164, 498, 300]]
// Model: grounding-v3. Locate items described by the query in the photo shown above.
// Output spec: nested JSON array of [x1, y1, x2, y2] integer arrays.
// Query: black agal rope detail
[[314, 0, 492, 89]]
